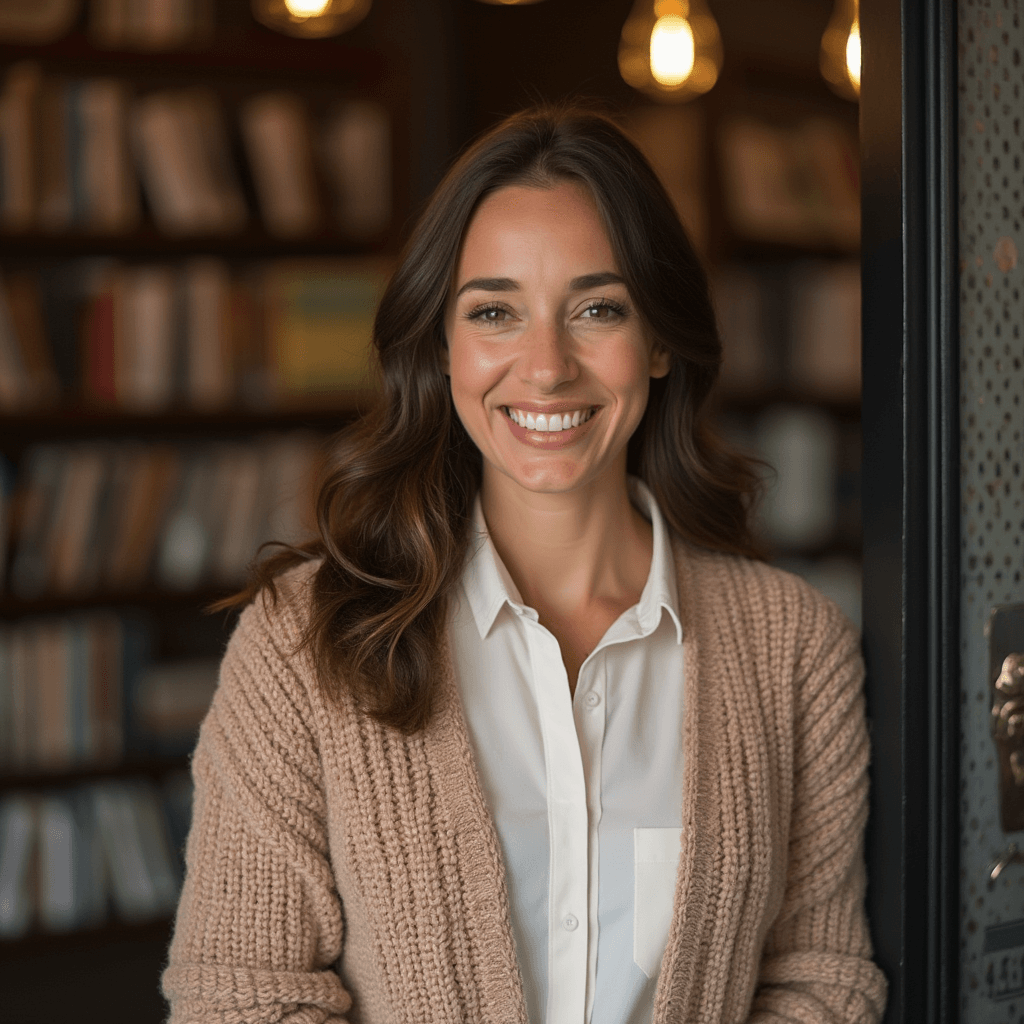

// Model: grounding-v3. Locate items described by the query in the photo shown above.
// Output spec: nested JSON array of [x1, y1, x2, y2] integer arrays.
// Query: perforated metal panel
[[959, 1, 1024, 1018]]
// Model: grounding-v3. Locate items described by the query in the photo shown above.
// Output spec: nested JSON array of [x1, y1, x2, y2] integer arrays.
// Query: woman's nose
[[518, 319, 579, 390]]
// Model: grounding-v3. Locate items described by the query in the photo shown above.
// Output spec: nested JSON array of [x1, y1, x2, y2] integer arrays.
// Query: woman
[[163, 106, 886, 1024]]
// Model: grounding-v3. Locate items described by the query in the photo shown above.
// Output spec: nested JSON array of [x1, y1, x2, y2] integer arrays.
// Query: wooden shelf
[[0, 225, 392, 260], [0, 584, 240, 618], [0, 28, 385, 85], [0, 401, 366, 449], [0, 915, 173, 950], [711, 390, 862, 422], [0, 755, 189, 792]]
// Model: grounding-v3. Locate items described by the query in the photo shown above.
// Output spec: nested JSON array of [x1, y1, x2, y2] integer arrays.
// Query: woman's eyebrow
[[454, 271, 624, 299], [568, 272, 624, 291], [455, 276, 518, 298]]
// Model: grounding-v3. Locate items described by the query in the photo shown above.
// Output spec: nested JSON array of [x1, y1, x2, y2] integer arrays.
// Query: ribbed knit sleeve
[[748, 585, 887, 1024], [161, 585, 351, 1024]]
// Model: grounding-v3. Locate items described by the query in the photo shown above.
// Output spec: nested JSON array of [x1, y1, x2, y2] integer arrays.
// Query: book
[[0, 455, 13, 589], [37, 793, 79, 930], [91, 0, 211, 50], [212, 445, 266, 584], [0, 0, 79, 44], [0, 62, 39, 231], [240, 92, 320, 238], [788, 260, 861, 399], [78, 78, 139, 233], [116, 264, 177, 410], [35, 75, 72, 231], [712, 268, 777, 394], [718, 117, 860, 251], [0, 796, 35, 937], [0, 273, 30, 409], [35, 619, 72, 768], [320, 101, 392, 240], [155, 449, 216, 591], [754, 405, 839, 551], [105, 446, 181, 589], [3, 272, 59, 404], [264, 260, 386, 396], [91, 780, 159, 920], [45, 446, 107, 593], [0, 628, 11, 764], [9, 445, 67, 598], [131, 89, 246, 235], [183, 258, 233, 408]]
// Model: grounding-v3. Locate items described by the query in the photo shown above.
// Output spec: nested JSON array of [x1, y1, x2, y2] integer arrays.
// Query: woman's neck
[[479, 469, 653, 619]]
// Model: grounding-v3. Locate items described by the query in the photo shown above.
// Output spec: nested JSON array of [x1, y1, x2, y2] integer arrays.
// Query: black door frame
[[861, 0, 960, 1020]]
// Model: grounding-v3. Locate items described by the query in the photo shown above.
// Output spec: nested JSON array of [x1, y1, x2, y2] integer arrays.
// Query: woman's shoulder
[[671, 539, 858, 648], [215, 557, 325, 714]]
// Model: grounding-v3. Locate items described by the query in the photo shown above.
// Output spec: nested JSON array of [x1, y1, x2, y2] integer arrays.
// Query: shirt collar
[[462, 478, 683, 644]]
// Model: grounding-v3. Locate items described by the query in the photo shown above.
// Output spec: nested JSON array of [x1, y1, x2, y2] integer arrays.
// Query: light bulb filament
[[284, 0, 331, 18], [649, 14, 695, 87], [845, 20, 861, 90]]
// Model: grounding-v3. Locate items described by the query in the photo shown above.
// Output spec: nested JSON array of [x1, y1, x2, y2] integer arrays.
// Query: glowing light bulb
[[820, 0, 860, 100], [284, 0, 331, 15], [845, 20, 861, 90], [618, 0, 721, 101], [252, 0, 371, 37], [650, 15, 695, 87]]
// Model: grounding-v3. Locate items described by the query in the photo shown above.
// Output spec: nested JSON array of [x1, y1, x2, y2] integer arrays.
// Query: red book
[[83, 285, 116, 405]]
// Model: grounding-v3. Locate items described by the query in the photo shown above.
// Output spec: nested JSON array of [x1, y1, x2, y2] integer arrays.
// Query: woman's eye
[[467, 305, 511, 323], [580, 301, 624, 320]]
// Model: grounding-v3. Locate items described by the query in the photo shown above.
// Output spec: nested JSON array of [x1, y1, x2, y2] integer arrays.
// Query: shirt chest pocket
[[633, 827, 683, 979]]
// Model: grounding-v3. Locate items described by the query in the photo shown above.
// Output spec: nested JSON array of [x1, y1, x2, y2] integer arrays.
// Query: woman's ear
[[649, 345, 672, 379], [441, 341, 451, 375]]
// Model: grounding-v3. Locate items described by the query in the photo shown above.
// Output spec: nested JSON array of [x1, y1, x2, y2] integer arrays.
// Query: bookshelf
[[0, 2, 402, 1020], [621, 65, 862, 621]]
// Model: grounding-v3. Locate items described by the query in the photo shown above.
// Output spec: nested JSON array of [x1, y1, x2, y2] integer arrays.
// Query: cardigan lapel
[[651, 541, 727, 1021], [417, 541, 726, 1024], [423, 642, 530, 1024]]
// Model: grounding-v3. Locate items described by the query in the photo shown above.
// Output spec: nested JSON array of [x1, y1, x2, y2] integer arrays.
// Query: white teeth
[[507, 407, 593, 432]]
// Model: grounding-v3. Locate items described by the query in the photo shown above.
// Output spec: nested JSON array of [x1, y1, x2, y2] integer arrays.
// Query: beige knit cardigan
[[162, 542, 888, 1024]]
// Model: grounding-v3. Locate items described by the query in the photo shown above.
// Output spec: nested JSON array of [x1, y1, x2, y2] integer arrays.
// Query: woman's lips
[[500, 405, 598, 448]]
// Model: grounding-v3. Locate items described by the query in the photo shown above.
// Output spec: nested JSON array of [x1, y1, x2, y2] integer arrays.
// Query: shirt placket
[[523, 616, 589, 1023], [574, 652, 606, 1024]]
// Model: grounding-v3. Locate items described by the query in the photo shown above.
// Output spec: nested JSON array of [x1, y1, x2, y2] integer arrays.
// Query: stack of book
[[2, 433, 322, 598], [0, 260, 386, 411], [90, 0, 215, 50], [0, 771, 192, 937], [0, 64, 392, 240], [714, 259, 861, 400], [0, 611, 220, 773]]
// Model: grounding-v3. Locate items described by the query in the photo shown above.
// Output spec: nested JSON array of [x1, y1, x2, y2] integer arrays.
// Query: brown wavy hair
[[227, 103, 763, 733]]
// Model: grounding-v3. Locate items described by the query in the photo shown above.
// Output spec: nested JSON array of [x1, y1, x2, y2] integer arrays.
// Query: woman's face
[[444, 180, 670, 501]]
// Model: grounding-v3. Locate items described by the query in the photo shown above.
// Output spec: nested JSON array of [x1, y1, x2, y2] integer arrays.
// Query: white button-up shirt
[[450, 480, 686, 1024]]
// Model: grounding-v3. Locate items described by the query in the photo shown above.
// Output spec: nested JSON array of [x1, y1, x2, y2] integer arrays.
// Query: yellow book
[[265, 259, 389, 398]]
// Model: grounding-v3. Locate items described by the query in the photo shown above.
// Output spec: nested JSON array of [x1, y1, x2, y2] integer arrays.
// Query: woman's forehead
[[454, 182, 619, 286]]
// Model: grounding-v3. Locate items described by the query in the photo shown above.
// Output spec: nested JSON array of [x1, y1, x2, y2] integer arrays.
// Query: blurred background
[[0, 0, 861, 1020]]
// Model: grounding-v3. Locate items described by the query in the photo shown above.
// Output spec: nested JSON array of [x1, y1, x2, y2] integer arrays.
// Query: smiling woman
[[162, 106, 887, 1024]]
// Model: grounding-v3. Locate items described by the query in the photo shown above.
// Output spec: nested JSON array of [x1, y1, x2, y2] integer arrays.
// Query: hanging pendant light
[[618, 0, 722, 102], [252, 0, 372, 39], [820, 0, 860, 101]]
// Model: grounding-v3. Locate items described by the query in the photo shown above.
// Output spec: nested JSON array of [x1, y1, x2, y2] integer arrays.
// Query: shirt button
[[583, 692, 601, 708], [563, 913, 579, 931]]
